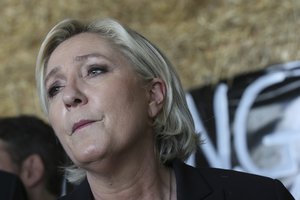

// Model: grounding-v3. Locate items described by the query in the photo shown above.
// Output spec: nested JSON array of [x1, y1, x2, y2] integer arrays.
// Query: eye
[[87, 65, 107, 77], [47, 84, 63, 98]]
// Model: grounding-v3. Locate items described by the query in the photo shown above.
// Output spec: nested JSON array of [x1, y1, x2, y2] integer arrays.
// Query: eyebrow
[[44, 67, 60, 86], [74, 53, 104, 62], [44, 53, 109, 84]]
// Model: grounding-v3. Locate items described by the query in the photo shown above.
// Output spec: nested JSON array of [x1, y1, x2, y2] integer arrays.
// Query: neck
[[82, 130, 176, 200], [87, 160, 173, 200]]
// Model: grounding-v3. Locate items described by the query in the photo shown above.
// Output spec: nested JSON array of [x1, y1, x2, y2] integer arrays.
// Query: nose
[[62, 82, 88, 109]]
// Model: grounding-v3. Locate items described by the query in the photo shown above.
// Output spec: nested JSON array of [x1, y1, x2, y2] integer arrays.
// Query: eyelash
[[46, 65, 108, 98], [86, 65, 107, 77], [47, 83, 62, 98]]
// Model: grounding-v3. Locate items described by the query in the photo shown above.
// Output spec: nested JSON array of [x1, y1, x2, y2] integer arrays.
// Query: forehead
[[47, 32, 119, 67]]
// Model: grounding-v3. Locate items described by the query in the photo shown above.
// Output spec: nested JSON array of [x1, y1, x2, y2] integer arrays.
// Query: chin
[[72, 147, 108, 166]]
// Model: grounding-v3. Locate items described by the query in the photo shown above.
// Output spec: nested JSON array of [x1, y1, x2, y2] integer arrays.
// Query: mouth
[[72, 120, 97, 134]]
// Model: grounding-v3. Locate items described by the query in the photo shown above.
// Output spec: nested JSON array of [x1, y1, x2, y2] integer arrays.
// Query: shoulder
[[199, 165, 276, 185], [172, 159, 295, 200], [203, 167, 294, 199], [199, 166, 281, 189]]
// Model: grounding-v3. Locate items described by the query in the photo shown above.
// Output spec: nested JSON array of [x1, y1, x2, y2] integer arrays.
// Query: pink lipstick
[[72, 120, 96, 134]]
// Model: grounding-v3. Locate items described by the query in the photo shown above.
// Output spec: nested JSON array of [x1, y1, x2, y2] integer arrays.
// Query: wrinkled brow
[[74, 53, 103, 61]]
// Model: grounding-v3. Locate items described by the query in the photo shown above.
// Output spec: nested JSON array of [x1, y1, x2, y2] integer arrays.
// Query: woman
[[36, 18, 294, 200]]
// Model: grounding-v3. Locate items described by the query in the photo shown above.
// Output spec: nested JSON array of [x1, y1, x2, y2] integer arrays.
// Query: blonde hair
[[36, 18, 198, 184]]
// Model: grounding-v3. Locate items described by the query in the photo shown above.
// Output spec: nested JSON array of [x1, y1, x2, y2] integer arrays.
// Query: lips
[[72, 120, 97, 134]]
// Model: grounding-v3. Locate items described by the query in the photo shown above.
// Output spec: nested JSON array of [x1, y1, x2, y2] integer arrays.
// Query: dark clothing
[[0, 170, 28, 200], [59, 159, 295, 200]]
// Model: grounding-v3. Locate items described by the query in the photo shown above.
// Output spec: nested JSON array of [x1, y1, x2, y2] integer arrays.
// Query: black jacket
[[0, 170, 28, 200], [59, 159, 295, 200]]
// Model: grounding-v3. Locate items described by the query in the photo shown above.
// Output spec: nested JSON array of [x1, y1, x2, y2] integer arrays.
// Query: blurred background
[[1, 0, 299, 117], [0, 0, 300, 198]]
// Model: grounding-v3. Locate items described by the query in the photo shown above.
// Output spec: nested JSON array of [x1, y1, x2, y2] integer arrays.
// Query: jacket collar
[[59, 178, 93, 200], [62, 159, 222, 200], [172, 159, 223, 200]]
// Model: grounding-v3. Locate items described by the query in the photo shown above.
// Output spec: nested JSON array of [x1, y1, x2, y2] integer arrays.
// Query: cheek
[[47, 112, 74, 160], [48, 104, 66, 139], [104, 83, 149, 130], [48, 111, 59, 132], [48, 100, 63, 125], [101, 83, 144, 115]]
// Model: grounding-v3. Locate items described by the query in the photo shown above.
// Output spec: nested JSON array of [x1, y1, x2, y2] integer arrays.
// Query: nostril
[[65, 98, 82, 108], [62, 87, 87, 109], [74, 98, 82, 104]]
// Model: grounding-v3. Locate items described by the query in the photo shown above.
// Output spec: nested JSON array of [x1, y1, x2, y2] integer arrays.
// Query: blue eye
[[47, 85, 62, 98], [87, 65, 107, 77]]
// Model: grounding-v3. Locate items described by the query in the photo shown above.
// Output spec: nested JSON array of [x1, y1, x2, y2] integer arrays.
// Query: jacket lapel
[[173, 159, 225, 200]]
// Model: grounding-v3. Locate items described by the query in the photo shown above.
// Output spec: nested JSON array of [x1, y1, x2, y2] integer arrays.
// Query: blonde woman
[[36, 18, 294, 200]]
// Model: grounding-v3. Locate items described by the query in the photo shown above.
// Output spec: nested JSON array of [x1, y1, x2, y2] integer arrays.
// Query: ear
[[19, 154, 44, 188], [148, 78, 166, 118]]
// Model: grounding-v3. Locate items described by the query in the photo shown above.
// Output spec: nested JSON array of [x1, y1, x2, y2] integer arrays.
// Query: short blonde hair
[[36, 18, 198, 183]]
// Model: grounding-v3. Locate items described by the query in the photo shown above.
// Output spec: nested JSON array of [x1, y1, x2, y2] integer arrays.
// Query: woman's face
[[45, 33, 156, 168]]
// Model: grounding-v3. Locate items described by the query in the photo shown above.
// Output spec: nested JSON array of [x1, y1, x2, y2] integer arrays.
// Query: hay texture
[[0, 0, 299, 117]]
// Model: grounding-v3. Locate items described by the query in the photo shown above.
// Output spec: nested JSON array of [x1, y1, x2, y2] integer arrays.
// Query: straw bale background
[[0, 0, 299, 118]]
